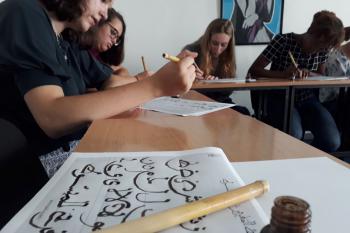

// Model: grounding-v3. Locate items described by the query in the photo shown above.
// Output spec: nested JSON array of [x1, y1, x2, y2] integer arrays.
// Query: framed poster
[[221, 0, 284, 45]]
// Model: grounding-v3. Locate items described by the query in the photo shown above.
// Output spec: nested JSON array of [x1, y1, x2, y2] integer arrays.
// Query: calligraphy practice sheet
[[2, 147, 267, 233], [140, 97, 235, 116], [305, 76, 349, 81], [202, 78, 256, 83]]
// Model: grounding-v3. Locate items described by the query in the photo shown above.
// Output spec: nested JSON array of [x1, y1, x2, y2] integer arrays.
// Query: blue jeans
[[260, 92, 340, 153]]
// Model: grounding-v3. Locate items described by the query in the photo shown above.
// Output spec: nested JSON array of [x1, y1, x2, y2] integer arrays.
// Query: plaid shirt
[[262, 33, 328, 102]]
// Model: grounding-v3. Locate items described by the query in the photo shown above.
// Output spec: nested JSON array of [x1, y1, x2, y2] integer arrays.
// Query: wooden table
[[192, 78, 350, 134], [77, 91, 336, 163]]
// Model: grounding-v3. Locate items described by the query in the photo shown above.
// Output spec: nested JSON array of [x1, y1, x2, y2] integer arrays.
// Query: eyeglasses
[[107, 22, 120, 46]]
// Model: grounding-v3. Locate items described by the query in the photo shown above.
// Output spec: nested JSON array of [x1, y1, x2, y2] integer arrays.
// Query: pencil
[[162, 53, 201, 71], [288, 51, 298, 68], [141, 56, 147, 71]]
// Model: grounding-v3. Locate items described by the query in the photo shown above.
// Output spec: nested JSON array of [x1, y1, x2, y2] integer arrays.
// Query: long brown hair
[[194, 18, 236, 78]]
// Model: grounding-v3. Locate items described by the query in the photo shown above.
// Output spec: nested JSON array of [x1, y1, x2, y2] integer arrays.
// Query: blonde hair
[[196, 19, 236, 77]]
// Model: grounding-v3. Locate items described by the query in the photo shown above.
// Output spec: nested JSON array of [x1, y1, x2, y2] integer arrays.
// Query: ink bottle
[[261, 196, 311, 233]]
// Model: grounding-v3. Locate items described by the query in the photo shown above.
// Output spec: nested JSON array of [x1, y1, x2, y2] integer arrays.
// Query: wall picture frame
[[221, 0, 284, 45]]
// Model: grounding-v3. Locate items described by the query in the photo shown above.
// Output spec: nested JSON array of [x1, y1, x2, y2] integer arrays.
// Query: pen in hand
[[162, 53, 203, 79], [141, 56, 147, 72], [287, 51, 309, 80], [163, 53, 201, 70], [288, 51, 298, 80]]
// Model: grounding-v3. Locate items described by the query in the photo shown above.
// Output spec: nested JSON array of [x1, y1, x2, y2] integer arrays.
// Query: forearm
[[101, 75, 137, 89], [27, 79, 159, 138]]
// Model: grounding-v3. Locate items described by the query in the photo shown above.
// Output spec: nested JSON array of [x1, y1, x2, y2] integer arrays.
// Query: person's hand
[[286, 65, 309, 79], [204, 75, 218, 80], [297, 69, 309, 79], [151, 50, 196, 97], [195, 67, 205, 80], [242, 13, 259, 29], [135, 70, 154, 81]]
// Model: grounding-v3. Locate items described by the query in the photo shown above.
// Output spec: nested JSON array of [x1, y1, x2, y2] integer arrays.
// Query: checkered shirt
[[262, 33, 329, 102]]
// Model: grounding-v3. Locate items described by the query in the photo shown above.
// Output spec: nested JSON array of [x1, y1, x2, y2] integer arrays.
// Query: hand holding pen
[[163, 52, 206, 80], [288, 51, 309, 80]]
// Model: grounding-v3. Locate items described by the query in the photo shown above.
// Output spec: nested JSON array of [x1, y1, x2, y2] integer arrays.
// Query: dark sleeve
[[184, 43, 200, 53], [0, 0, 66, 77], [14, 69, 63, 96], [262, 34, 284, 61], [77, 49, 113, 88], [183, 42, 201, 65]]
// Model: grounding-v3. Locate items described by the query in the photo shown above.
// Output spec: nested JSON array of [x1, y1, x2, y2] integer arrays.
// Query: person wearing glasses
[[77, 8, 150, 86], [0, 0, 196, 177], [183, 18, 250, 115]]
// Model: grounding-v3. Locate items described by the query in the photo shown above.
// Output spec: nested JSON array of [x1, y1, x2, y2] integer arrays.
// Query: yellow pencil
[[288, 51, 298, 68], [162, 53, 201, 71], [141, 56, 147, 71]]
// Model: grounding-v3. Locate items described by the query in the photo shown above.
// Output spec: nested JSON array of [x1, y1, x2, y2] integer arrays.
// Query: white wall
[[115, 0, 350, 74], [113, 0, 350, 111]]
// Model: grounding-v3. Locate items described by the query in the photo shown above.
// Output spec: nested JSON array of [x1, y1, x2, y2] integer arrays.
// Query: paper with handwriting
[[141, 97, 235, 116], [202, 78, 256, 83], [2, 147, 268, 233]]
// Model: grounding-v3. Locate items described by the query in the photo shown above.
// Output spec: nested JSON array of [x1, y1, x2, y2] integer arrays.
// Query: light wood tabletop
[[192, 77, 350, 90], [76, 91, 336, 163]]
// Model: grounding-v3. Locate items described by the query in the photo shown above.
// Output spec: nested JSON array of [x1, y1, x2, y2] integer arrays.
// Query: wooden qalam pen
[[162, 53, 201, 71], [288, 51, 298, 68], [162, 53, 180, 62], [95, 180, 269, 233], [141, 56, 147, 71]]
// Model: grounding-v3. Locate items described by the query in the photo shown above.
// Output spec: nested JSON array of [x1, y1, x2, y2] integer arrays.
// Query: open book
[[141, 97, 235, 116], [2, 147, 268, 233]]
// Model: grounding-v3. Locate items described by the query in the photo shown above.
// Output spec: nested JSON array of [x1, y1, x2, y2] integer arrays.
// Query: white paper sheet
[[2, 147, 268, 233], [141, 97, 235, 116], [232, 157, 350, 233], [305, 76, 349, 81], [202, 78, 256, 83]]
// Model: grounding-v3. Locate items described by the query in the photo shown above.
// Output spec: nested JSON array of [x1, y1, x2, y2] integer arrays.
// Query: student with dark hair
[[184, 18, 250, 115], [248, 10, 344, 152], [78, 8, 150, 85], [80, 9, 127, 72], [0, 0, 196, 177]]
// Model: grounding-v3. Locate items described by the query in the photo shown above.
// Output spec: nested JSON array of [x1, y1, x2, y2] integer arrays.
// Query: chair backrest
[[0, 118, 28, 165], [0, 118, 48, 228]]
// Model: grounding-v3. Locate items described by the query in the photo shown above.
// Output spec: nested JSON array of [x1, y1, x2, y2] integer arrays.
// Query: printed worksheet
[[202, 78, 256, 83], [305, 76, 349, 81], [141, 97, 235, 116], [2, 147, 268, 233]]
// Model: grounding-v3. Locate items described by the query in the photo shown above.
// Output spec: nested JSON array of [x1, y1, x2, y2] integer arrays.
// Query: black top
[[184, 42, 233, 102], [0, 0, 112, 155], [262, 33, 328, 102]]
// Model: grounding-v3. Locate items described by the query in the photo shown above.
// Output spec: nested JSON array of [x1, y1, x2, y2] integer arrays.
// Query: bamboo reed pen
[[95, 180, 269, 233], [141, 56, 147, 71], [162, 53, 201, 71], [288, 51, 298, 69]]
